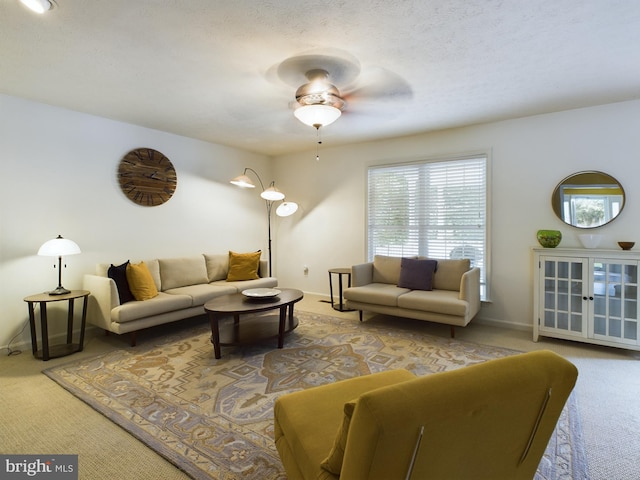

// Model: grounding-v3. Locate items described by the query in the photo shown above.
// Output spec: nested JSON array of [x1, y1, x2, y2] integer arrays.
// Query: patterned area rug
[[44, 311, 588, 480]]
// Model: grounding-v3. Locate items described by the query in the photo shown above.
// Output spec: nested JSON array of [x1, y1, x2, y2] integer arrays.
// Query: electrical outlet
[[303, 265, 309, 276]]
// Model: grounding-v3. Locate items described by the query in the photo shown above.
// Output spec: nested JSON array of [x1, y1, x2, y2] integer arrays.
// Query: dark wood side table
[[328, 268, 354, 312], [23, 290, 90, 361]]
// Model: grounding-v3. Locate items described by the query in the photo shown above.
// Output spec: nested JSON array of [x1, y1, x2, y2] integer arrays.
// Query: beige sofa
[[83, 253, 276, 345], [344, 255, 480, 337]]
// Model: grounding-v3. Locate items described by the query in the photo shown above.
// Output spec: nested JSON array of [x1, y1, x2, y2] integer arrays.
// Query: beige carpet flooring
[[1, 293, 639, 480]]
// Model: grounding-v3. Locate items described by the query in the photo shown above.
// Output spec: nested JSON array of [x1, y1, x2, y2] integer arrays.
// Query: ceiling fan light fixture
[[294, 104, 342, 128], [19, 0, 53, 13]]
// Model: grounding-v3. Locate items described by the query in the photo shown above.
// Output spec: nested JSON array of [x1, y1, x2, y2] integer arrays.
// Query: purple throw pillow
[[398, 258, 438, 291]]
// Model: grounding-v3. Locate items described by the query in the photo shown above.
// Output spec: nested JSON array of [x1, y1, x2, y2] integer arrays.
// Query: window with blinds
[[367, 154, 489, 299]]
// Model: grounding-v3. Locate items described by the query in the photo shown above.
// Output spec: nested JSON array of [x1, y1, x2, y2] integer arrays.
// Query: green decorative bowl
[[537, 230, 562, 248]]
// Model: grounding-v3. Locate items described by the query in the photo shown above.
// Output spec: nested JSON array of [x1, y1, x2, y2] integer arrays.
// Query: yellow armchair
[[274, 350, 578, 480]]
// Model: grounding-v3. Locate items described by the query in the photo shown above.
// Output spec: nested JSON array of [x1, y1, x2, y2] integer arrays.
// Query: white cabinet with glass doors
[[533, 248, 640, 351]]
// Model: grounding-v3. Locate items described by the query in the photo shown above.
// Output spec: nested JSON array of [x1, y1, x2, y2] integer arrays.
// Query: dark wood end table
[[23, 289, 90, 361], [204, 288, 303, 359], [328, 268, 354, 312]]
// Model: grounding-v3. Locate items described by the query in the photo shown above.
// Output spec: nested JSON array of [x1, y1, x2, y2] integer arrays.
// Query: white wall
[[3, 95, 639, 352], [273, 100, 640, 329], [0, 95, 272, 349]]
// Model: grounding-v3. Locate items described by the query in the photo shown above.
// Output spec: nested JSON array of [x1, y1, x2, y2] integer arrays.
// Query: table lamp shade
[[38, 235, 81, 257]]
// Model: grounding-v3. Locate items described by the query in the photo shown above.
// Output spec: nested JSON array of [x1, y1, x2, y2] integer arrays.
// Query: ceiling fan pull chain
[[316, 126, 322, 161]]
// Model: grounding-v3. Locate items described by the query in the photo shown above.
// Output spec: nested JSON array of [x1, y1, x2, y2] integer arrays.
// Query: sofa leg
[[450, 326, 455, 338], [359, 311, 363, 322], [130, 332, 137, 347]]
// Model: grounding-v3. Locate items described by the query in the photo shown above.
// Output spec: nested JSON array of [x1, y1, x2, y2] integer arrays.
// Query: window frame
[[366, 151, 492, 301]]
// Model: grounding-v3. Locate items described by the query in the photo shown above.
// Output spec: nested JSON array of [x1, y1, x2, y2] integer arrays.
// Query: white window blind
[[367, 155, 488, 299]]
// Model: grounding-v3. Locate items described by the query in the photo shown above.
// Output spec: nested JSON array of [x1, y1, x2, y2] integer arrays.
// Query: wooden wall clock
[[118, 148, 177, 206]]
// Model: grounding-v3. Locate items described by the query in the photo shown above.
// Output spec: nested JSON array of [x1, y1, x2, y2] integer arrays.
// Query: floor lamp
[[230, 168, 298, 277]]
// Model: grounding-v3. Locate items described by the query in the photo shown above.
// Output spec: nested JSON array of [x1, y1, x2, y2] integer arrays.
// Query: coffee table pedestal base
[[209, 312, 299, 358]]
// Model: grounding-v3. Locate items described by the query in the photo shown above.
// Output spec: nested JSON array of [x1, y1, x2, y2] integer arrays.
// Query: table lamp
[[38, 235, 81, 295]]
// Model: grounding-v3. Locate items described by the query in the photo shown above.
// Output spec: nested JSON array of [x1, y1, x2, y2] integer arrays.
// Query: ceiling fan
[[274, 50, 413, 131]]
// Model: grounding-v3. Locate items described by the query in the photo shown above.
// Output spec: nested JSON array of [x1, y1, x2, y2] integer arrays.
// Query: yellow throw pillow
[[126, 261, 159, 301], [320, 401, 356, 475], [226, 250, 261, 281]]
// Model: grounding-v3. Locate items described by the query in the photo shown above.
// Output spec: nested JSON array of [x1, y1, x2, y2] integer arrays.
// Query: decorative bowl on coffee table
[[242, 288, 281, 298]]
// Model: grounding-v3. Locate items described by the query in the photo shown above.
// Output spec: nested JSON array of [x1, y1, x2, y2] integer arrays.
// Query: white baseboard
[[474, 316, 532, 333]]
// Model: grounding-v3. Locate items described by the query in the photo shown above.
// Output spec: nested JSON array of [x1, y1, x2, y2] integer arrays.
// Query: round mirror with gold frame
[[552, 171, 625, 229]]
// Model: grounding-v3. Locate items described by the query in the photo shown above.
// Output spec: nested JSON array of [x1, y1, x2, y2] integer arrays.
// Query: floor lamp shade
[[38, 235, 81, 295], [276, 202, 298, 217], [229, 174, 256, 189], [19, 0, 53, 14]]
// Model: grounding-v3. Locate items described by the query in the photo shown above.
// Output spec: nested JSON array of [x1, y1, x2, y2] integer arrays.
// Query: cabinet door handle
[[589, 296, 594, 301], [583, 296, 588, 300]]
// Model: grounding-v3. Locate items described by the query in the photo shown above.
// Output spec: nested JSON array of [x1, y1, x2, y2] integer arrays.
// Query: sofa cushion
[[126, 261, 159, 301], [343, 283, 410, 307], [204, 253, 229, 282], [226, 251, 261, 281], [164, 283, 237, 306], [372, 255, 404, 284], [398, 258, 438, 291], [216, 277, 278, 292], [397, 289, 469, 316], [159, 255, 209, 290], [107, 261, 135, 304], [426, 258, 471, 291], [144, 259, 162, 290], [111, 292, 192, 323]]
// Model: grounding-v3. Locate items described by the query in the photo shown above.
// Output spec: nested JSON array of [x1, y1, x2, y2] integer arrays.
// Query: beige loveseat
[[83, 253, 276, 345], [344, 255, 480, 337]]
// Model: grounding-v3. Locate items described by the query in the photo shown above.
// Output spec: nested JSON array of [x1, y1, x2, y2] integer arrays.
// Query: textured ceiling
[[2, 0, 640, 156]]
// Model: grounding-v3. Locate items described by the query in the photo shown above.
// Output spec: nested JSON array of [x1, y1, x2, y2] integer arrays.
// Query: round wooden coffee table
[[204, 288, 303, 359]]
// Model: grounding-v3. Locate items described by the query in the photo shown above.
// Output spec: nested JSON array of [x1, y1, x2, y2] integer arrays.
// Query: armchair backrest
[[340, 350, 578, 480]]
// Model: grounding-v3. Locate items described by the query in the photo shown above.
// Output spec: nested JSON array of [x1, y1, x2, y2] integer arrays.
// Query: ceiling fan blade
[[343, 66, 413, 102], [275, 52, 361, 87]]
